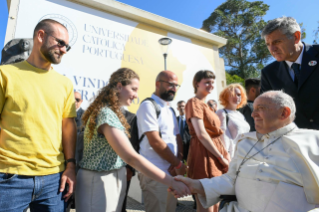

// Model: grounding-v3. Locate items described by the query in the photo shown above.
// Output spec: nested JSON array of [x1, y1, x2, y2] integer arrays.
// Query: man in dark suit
[[74, 91, 85, 132], [176, 100, 191, 161], [239, 78, 260, 132], [74, 91, 85, 174], [260, 17, 319, 130]]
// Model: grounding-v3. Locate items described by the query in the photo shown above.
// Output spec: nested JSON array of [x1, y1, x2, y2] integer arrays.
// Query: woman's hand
[[219, 157, 229, 168], [225, 152, 231, 162]]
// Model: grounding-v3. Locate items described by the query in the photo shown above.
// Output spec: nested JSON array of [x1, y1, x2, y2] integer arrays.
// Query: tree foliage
[[202, 0, 272, 79], [226, 72, 245, 85], [299, 22, 306, 41]]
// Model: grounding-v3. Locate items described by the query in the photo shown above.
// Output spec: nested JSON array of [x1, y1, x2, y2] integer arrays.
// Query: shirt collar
[[151, 93, 169, 107], [262, 122, 297, 140], [285, 43, 305, 68]]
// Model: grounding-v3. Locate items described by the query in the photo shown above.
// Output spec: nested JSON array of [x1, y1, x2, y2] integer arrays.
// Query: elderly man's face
[[265, 29, 298, 62], [207, 100, 217, 112], [252, 97, 283, 134]]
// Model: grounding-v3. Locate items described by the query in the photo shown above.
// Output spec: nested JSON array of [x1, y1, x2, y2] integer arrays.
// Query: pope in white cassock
[[171, 90, 319, 212]]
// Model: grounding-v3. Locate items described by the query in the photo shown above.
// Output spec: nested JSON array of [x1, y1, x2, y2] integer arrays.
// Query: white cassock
[[197, 123, 319, 212]]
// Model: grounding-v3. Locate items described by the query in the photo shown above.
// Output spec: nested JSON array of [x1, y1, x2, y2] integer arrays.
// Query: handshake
[[167, 175, 204, 198], [166, 163, 204, 198]]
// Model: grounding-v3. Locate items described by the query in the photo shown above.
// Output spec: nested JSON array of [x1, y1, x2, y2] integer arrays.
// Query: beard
[[40, 40, 62, 64], [160, 90, 175, 101]]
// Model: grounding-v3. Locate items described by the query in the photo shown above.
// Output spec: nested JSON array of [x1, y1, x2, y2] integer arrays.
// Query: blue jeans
[[0, 172, 67, 212]]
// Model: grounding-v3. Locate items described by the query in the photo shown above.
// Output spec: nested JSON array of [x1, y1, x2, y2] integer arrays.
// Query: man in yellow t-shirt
[[0, 19, 77, 212]]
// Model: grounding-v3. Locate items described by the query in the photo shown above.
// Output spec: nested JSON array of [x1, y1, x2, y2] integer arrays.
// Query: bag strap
[[223, 109, 229, 128], [170, 107, 176, 117], [138, 98, 162, 143]]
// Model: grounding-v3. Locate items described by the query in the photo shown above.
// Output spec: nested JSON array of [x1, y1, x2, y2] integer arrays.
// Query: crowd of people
[[0, 15, 319, 212]]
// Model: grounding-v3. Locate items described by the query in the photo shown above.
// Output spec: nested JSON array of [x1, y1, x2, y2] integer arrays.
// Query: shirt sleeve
[[63, 80, 76, 118], [216, 110, 231, 152], [97, 107, 124, 130], [0, 69, 6, 114], [197, 151, 238, 208], [136, 101, 159, 135], [185, 99, 204, 121]]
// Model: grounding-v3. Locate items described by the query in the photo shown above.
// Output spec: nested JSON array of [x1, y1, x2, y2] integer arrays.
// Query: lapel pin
[[308, 61, 317, 66]]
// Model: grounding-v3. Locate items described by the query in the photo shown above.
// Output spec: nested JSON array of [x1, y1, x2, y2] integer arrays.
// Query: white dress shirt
[[198, 123, 319, 212], [285, 44, 304, 81], [136, 94, 179, 174], [216, 109, 250, 158]]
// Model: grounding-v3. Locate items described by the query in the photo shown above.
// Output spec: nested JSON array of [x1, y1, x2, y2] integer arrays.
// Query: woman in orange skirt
[[185, 70, 230, 212]]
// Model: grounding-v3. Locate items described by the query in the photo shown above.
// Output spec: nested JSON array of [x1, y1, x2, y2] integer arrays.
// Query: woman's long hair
[[82, 68, 139, 140]]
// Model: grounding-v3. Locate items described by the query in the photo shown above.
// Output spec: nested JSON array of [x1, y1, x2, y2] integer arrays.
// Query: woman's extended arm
[[98, 124, 191, 197], [191, 117, 229, 167]]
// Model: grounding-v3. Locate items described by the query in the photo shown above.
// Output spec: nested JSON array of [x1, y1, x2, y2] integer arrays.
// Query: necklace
[[233, 127, 296, 185]]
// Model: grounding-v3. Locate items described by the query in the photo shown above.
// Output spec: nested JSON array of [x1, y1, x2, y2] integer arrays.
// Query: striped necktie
[[291, 63, 300, 86]]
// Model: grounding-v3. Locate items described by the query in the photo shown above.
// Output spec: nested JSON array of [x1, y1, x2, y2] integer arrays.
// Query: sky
[[1, 0, 318, 60]]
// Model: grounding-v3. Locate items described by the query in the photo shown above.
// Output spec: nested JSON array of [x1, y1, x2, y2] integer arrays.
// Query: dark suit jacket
[[239, 101, 255, 132], [75, 107, 85, 132], [177, 116, 191, 160], [75, 107, 85, 172], [261, 43, 319, 130]]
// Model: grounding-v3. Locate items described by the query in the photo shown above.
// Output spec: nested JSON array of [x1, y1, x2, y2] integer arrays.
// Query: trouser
[[0, 172, 66, 212], [138, 173, 177, 212], [75, 167, 127, 212]]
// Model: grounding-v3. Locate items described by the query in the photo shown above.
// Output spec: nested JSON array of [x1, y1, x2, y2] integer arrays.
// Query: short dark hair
[[33, 19, 67, 38], [193, 70, 216, 94], [245, 78, 260, 92], [177, 100, 185, 105]]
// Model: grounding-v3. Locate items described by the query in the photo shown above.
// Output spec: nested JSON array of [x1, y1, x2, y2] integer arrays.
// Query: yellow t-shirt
[[0, 61, 76, 176]]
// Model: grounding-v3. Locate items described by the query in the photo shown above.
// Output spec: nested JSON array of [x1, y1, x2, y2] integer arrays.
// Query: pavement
[[70, 195, 196, 212]]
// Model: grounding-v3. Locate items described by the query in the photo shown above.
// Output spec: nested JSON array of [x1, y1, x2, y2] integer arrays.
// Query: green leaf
[[202, 0, 271, 79]]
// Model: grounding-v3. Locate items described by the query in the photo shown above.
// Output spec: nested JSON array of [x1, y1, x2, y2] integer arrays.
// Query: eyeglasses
[[45, 32, 71, 52], [75, 98, 81, 102], [159, 80, 180, 89]]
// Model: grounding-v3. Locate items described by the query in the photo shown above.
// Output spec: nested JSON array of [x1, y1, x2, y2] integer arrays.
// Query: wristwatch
[[66, 158, 76, 164]]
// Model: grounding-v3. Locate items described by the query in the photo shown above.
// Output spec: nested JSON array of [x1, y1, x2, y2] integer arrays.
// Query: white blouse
[[216, 109, 250, 158]]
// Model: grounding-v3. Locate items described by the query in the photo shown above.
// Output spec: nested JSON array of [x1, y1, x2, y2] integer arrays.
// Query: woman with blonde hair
[[185, 70, 230, 212], [75, 68, 190, 212], [216, 83, 250, 159]]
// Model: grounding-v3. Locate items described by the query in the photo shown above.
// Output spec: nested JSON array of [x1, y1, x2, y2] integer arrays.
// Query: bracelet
[[66, 158, 76, 164], [175, 161, 182, 169]]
